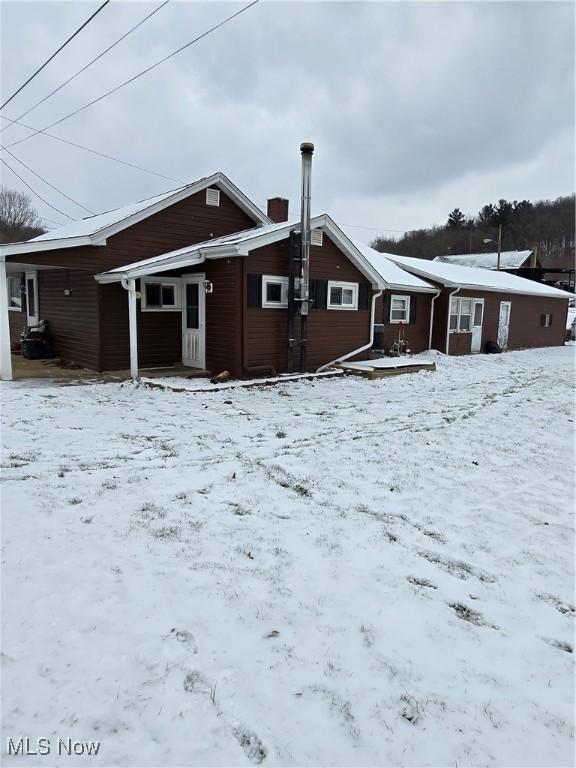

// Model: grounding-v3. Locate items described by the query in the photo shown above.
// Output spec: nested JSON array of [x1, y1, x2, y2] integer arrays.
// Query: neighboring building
[[383, 254, 571, 355], [433, 250, 536, 270]]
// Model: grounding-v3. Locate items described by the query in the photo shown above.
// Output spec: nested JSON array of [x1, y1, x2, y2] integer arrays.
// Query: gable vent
[[206, 188, 220, 206], [311, 229, 323, 246]]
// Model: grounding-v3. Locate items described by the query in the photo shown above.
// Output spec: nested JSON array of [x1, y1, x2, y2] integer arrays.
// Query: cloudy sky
[[1, 0, 574, 242]]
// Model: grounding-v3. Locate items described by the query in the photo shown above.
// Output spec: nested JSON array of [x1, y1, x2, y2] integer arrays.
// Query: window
[[262, 275, 289, 308], [327, 281, 358, 310], [450, 297, 473, 332], [311, 229, 324, 247], [389, 295, 410, 323], [206, 188, 220, 206], [7, 276, 23, 311], [141, 278, 180, 311], [541, 313, 553, 328]]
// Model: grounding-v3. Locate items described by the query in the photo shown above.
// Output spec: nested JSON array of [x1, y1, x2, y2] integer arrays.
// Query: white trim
[[0, 235, 97, 257], [428, 289, 441, 349], [449, 295, 473, 333], [121, 278, 139, 380], [262, 275, 289, 308], [0, 261, 13, 380], [140, 277, 181, 311], [327, 280, 358, 310], [182, 274, 206, 369], [25, 271, 39, 325], [7, 275, 23, 312], [389, 294, 411, 323], [470, 298, 485, 352]]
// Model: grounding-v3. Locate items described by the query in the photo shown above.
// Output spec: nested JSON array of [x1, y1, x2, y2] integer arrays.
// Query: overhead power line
[[1, 145, 94, 214], [5, 0, 262, 151], [0, 157, 76, 220], [0, 114, 185, 184], [0, 1, 170, 135], [0, 1, 111, 112]]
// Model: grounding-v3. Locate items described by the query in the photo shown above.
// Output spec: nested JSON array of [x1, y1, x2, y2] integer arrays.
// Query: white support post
[[122, 278, 139, 380], [0, 260, 13, 381]]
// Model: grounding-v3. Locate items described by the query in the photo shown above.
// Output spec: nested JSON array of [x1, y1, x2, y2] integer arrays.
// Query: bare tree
[[0, 186, 45, 243]]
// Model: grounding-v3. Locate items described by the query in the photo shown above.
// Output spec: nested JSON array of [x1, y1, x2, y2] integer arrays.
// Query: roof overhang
[[1, 235, 99, 258], [94, 214, 391, 289], [0, 172, 270, 259], [387, 259, 572, 299]]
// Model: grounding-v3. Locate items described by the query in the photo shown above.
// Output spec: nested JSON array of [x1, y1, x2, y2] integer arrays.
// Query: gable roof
[[95, 215, 437, 293], [0, 173, 270, 258], [433, 250, 533, 270], [351, 242, 438, 293], [383, 254, 573, 299]]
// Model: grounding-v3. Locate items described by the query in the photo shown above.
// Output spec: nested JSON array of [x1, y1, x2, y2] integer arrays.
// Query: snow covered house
[[0, 152, 571, 380], [433, 250, 537, 271], [380, 254, 571, 355], [0, 162, 437, 381]]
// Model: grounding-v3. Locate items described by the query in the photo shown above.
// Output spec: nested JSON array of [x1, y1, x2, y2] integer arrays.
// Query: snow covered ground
[[1, 346, 574, 767]]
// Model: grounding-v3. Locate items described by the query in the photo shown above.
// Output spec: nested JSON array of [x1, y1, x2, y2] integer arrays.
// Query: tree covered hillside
[[372, 195, 575, 268]]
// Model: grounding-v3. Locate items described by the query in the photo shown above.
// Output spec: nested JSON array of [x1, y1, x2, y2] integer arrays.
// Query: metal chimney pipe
[[299, 142, 314, 316]]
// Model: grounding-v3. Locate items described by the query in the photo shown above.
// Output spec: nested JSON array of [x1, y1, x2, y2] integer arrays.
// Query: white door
[[471, 299, 484, 352], [25, 271, 39, 326], [182, 275, 205, 368], [497, 301, 511, 350]]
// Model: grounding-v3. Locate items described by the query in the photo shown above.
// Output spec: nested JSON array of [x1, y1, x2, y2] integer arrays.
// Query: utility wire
[[5, 0, 262, 150], [0, 114, 185, 184], [0, 1, 111, 111], [1, 145, 94, 214], [0, 1, 170, 135], [0, 157, 76, 220]]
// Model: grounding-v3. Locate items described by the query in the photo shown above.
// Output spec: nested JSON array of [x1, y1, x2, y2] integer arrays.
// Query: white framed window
[[327, 281, 358, 310], [206, 188, 220, 206], [542, 313, 553, 327], [262, 275, 289, 308], [141, 278, 181, 311], [389, 295, 410, 323], [7, 275, 23, 311], [450, 297, 473, 332], [311, 229, 324, 247]]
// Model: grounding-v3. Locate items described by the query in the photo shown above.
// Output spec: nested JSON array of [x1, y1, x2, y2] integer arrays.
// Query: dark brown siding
[[8, 309, 25, 344], [7, 189, 257, 371], [245, 234, 372, 372], [100, 259, 243, 373], [374, 292, 433, 354], [37, 270, 101, 369]]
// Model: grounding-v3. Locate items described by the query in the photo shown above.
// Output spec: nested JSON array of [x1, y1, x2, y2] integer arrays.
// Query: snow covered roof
[[96, 216, 439, 293], [433, 250, 533, 270], [351, 242, 437, 293], [0, 173, 270, 258], [96, 215, 390, 288], [385, 254, 573, 299]]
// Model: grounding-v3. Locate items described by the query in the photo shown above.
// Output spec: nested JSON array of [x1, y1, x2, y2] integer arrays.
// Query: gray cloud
[[1, 1, 573, 236]]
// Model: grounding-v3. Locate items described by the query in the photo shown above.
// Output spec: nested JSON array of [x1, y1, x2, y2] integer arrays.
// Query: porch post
[[122, 278, 139, 380], [0, 260, 13, 381]]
